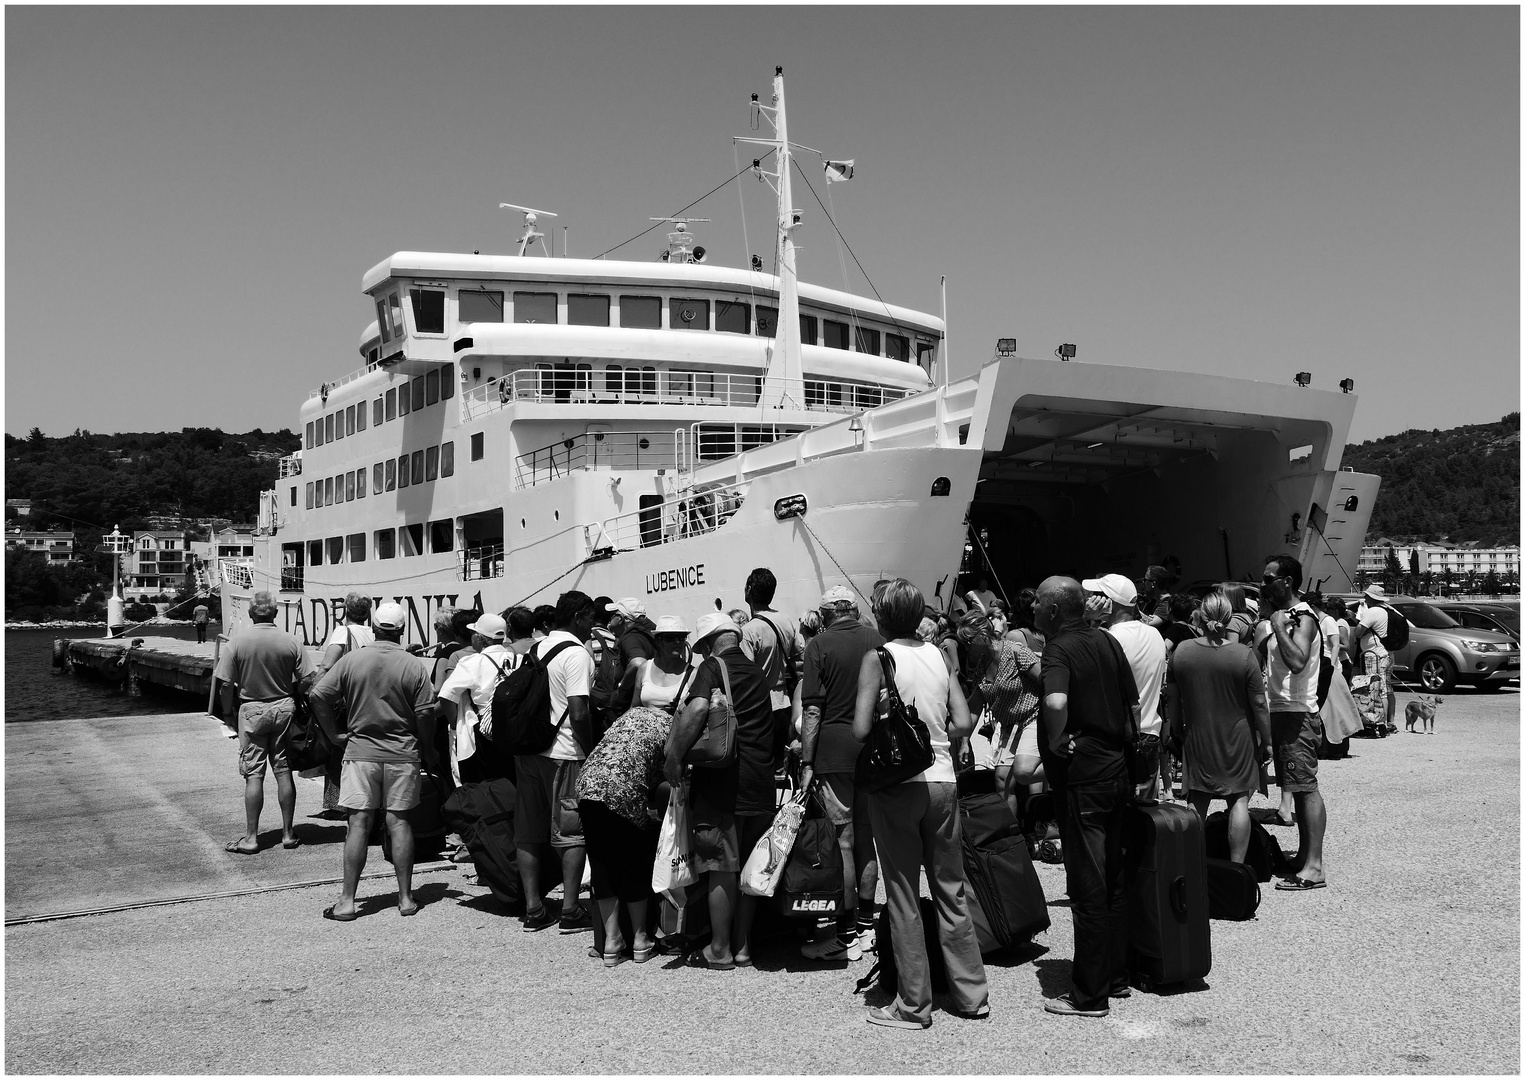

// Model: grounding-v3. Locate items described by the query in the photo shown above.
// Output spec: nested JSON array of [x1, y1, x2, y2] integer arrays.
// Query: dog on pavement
[[1404, 695, 1442, 734]]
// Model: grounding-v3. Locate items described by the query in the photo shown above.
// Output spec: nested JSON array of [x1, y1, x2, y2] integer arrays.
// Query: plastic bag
[[651, 779, 699, 906], [740, 789, 807, 897]]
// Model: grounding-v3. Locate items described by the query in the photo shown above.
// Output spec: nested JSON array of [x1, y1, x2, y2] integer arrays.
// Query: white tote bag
[[651, 779, 699, 907], [740, 789, 807, 897]]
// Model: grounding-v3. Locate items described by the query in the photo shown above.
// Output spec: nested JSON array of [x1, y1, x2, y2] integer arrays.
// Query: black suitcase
[[440, 778, 523, 912], [963, 831, 1051, 952], [1205, 857, 1261, 921], [1123, 801, 1211, 988], [1203, 812, 1288, 884], [377, 769, 450, 864], [959, 791, 1020, 848]]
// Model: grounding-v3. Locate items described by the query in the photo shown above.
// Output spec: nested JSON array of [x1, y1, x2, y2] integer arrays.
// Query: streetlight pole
[[102, 525, 130, 637]]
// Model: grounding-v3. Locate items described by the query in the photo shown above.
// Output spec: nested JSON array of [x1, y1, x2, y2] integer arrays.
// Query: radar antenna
[[500, 203, 559, 257], [650, 217, 711, 263]]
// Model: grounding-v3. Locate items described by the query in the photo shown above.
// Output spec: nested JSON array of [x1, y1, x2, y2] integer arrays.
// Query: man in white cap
[[798, 584, 884, 961], [1083, 574, 1169, 801], [664, 612, 773, 968], [438, 613, 519, 784], [309, 600, 439, 920], [591, 598, 659, 726], [1352, 583, 1397, 734]]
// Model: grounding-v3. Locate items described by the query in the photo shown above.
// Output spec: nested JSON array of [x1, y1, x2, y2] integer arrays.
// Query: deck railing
[[583, 482, 749, 555], [220, 558, 256, 590], [514, 431, 680, 489], [458, 543, 506, 581], [278, 453, 302, 478], [460, 369, 914, 422], [308, 362, 381, 401]]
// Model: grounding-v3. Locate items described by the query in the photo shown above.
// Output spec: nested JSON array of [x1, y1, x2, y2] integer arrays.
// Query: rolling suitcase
[[1123, 800, 1211, 988], [1205, 857, 1261, 921], [440, 778, 523, 912], [958, 791, 1050, 953]]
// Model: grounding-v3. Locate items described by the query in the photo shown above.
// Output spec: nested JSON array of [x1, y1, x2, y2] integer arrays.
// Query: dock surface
[[5, 689, 1519, 1073]]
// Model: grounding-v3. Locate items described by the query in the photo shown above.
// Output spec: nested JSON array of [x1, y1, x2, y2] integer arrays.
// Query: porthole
[[554, 510, 560, 521], [520, 518, 527, 529]]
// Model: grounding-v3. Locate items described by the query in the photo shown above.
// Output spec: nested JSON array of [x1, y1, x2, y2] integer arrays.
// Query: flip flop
[[322, 905, 359, 922], [733, 956, 754, 969], [631, 945, 658, 964], [225, 839, 259, 855], [398, 904, 420, 917], [687, 951, 736, 971], [282, 838, 301, 850], [1275, 877, 1327, 891]]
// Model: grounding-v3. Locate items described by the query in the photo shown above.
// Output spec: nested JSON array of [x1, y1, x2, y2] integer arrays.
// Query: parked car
[[1384, 599, 1519, 693], [1433, 602, 1521, 645]]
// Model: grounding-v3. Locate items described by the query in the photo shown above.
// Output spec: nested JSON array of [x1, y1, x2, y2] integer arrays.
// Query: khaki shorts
[[1271, 711, 1320, 794], [515, 755, 585, 849], [338, 760, 422, 811], [238, 698, 294, 778], [816, 771, 872, 827]]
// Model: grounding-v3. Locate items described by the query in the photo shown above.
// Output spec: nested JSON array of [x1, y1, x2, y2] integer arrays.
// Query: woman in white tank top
[[850, 578, 988, 1030], [636, 616, 691, 712]]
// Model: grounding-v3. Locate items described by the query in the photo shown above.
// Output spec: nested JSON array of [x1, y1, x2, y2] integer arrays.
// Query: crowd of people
[[210, 553, 1396, 1027]]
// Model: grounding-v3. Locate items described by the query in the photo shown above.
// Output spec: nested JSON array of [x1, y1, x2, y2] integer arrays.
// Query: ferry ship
[[223, 68, 1379, 646]]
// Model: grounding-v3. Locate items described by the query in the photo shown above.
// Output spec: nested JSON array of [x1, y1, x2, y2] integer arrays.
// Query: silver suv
[[1385, 599, 1519, 693]]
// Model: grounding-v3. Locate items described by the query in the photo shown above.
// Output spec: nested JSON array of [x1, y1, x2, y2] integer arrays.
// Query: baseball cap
[[1082, 574, 1138, 608], [819, 584, 856, 608], [467, 613, 507, 641], [612, 597, 647, 619], [690, 612, 740, 647], [653, 615, 689, 637], [373, 601, 407, 630]]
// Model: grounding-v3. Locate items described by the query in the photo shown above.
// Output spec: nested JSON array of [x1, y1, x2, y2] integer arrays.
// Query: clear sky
[[6, 6, 1518, 445]]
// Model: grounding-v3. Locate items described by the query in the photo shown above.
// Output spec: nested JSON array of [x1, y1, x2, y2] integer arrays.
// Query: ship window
[[345, 471, 356, 501], [388, 292, 405, 338], [568, 294, 611, 326], [824, 320, 849, 350], [356, 402, 367, 432], [426, 445, 439, 481], [347, 533, 367, 563], [398, 383, 410, 416], [441, 441, 455, 477], [756, 306, 778, 337], [805, 381, 823, 408], [385, 388, 397, 421], [374, 463, 384, 492], [514, 291, 558, 324], [459, 289, 504, 324], [638, 494, 664, 548], [426, 369, 440, 405], [290, 486, 297, 507], [670, 297, 709, 330], [411, 449, 425, 485], [400, 523, 424, 557], [471, 432, 484, 461], [368, 347, 380, 365], [397, 454, 410, 489], [441, 364, 455, 399], [325, 536, 344, 565], [324, 414, 334, 442], [800, 314, 818, 345], [305, 421, 314, 449], [356, 468, 366, 499], [308, 539, 323, 566], [334, 409, 345, 441], [620, 295, 661, 329], [376, 299, 391, 343], [855, 385, 883, 409], [915, 340, 936, 371], [410, 289, 445, 335], [854, 326, 880, 355], [429, 518, 453, 553], [670, 371, 691, 396], [305, 482, 314, 510], [716, 300, 750, 335], [375, 529, 395, 560], [886, 333, 910, 362], [412, 376, 425, 412], [323, 477, 334, 505], [606, 365, 623, 394], [346, 405, 356, 436], [385, 458, 396, 491]]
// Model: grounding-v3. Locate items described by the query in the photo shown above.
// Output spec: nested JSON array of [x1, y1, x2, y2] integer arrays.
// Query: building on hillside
[[128, 531, 190, 596], [6, 499, 33, 518], [1358, 541, 1520, 585], [6, 529, 76, 565]]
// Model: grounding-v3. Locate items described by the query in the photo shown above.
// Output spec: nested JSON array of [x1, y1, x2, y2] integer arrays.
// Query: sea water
[[5, 626, 209, 723]]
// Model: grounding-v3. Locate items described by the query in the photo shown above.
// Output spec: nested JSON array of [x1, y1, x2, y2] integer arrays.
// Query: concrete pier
[[4, 689, 1519, 1073]]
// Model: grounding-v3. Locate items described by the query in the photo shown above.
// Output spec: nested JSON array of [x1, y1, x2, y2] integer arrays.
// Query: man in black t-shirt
[[798, 585, 884, 962], [1036, 576, 1140, 1019], [665, 613, 772, 969]]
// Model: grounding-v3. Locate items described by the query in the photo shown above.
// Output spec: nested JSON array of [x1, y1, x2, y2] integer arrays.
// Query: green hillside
[[1341, 413, 1519, 545]]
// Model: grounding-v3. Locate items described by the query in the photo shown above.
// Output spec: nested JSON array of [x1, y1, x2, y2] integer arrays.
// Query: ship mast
[[742, 67, 806, 410]]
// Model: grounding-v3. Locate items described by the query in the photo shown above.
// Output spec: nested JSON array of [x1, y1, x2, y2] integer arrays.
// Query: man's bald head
[[1035, 575, 1086, 635]]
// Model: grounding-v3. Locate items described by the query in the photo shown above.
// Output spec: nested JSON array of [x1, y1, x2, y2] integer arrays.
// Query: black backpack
[[489, 640, 579, 755], [1380, 606, 1410, 652], [855, 898, 947, 995]]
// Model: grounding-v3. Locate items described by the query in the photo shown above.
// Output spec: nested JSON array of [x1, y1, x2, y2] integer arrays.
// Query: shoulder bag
[[681, 657, 738, 768], [854, 646, 936, 793]]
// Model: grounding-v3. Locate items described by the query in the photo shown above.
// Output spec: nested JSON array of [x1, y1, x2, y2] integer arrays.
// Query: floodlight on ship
[[774, 494, 808, 520]]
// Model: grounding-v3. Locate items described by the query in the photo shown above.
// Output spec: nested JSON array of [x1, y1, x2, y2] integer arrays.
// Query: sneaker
[[801, 935, 862, 962], [521, 907, 558, 933], [1044, 994, 1109, 1018], [866, 1005, 930, 1030], [558, 904, 593, 934], [855, 924, 877, 954]]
